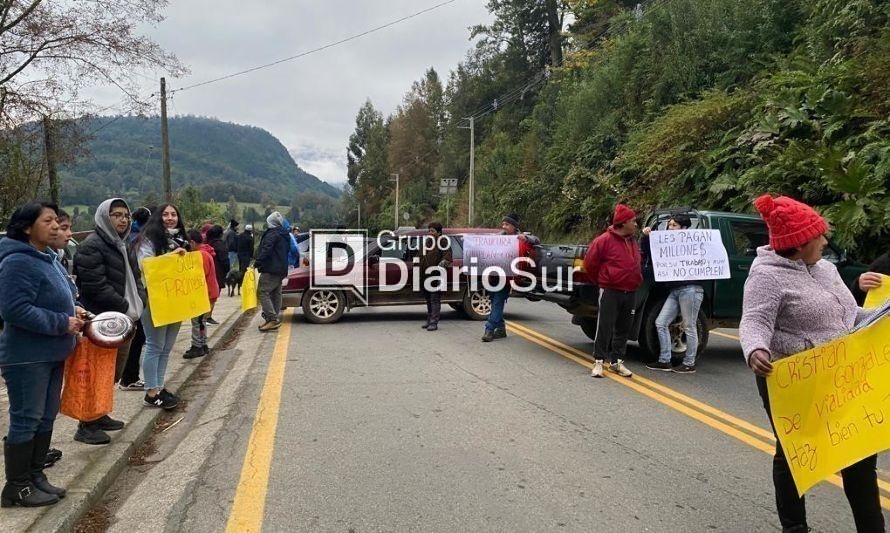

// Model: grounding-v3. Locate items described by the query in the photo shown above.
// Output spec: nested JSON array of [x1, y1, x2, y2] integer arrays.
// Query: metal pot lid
[[88, 311, 133, 339]]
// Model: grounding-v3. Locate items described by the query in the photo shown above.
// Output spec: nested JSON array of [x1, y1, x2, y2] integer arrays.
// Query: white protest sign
[[462, 234, 520, 272], [649, 229, 730, 282]]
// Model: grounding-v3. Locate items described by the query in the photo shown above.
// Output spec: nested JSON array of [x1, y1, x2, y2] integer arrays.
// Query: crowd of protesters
[[1, 195, 886, 531], [0, 197, 299, 508]]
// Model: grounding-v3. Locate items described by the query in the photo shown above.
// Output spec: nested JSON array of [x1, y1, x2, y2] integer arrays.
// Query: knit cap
[[612, 204, 636, 225], [753, 194, 828, 251]]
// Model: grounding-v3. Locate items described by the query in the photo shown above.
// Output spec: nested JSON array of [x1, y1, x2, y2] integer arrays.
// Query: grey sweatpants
[[258, 272, 285, 322]]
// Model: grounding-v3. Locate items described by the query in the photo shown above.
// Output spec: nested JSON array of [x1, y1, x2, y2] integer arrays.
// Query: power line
[[170, 0, 457, 94]]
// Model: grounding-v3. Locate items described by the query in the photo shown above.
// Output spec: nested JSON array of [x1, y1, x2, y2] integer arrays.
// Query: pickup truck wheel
[[462, 289, 491, 321], [640, 299, 709, 361], [301, 289, 346, 324], [579, 317, 598, 341]]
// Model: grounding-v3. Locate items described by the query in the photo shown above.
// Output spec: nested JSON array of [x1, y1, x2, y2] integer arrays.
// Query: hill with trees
[[61, 115, 340, 207]]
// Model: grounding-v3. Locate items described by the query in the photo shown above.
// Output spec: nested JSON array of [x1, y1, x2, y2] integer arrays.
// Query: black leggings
[[756, 377, 885, 532]]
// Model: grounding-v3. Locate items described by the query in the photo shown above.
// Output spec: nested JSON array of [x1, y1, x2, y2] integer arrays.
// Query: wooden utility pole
[[43, 115, 59, 204], [468, 116, 475, 226], [160, 77, 173, 202]]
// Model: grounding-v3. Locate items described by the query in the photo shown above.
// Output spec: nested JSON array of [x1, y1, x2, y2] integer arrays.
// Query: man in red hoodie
[[583, 203, 643, 378], [184, 230, 220, 359]]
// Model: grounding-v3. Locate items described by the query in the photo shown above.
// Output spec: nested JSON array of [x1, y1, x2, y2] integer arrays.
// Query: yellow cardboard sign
[[241, 267, 258, 312], [864, 274, 890, 309], [142, 252, 211, 327], [766, 316, 890, 496]]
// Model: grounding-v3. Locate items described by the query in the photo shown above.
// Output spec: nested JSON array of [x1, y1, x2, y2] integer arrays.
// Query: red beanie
[[612, 203, 636, 225], [753, 194, 828, 251]]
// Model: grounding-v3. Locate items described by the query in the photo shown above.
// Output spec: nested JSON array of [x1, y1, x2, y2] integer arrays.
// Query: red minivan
[[281, 228, 499, 323]]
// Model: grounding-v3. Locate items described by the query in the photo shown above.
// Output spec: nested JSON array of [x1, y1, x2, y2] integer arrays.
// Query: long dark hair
[[135, 203, 188, 255], [6, 201, 59, 242]]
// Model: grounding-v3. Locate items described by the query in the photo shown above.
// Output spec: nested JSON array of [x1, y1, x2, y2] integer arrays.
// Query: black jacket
[[255, 227, 290, 276], [225, 229, 238, 252], [208, 237, 230, 290], [74, 228, 146, 315], [237, 232, 255, 262]]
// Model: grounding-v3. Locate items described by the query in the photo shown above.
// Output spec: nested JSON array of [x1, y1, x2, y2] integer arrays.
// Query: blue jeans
[[655, 285, 704, 366], [141, 305, 181, 390], [1, 361, 64, 444], [228, 251, 238, 272], [484, 287, 510, 332]]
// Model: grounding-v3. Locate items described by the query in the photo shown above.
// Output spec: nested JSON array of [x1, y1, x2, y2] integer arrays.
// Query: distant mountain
[[60, 116, 340, 206]]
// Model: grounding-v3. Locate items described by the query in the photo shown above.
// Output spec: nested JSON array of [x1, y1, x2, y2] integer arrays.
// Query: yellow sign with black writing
[[142, 252, 211, 327], [864, 274, 890, 309], [767, 316, 890, 496]]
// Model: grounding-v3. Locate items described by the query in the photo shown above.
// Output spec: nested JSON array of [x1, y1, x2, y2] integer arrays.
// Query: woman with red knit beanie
[[739, 194, 885, 533]]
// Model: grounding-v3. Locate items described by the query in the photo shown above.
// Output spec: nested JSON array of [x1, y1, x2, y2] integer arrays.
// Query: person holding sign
[[642, 214, 704, 374], [740, 194, 884, 533], [583, 203, 641, 378], [481, 214, 539, 342], [133, 204, 189, 410]]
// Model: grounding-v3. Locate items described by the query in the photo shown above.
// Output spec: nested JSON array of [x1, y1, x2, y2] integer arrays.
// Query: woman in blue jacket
[[0, 202, 85, 507]]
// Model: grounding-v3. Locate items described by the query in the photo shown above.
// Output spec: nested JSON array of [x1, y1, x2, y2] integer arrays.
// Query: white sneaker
[[607, 359, 633, 378], [591, 359, 604, 378]]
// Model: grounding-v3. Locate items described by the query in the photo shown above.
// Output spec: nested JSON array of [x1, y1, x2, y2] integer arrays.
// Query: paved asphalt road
[[103, 298, 889, 532]]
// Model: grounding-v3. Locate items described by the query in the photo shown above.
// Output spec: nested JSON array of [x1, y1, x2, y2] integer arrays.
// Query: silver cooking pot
[[83, 311, 136, 348]]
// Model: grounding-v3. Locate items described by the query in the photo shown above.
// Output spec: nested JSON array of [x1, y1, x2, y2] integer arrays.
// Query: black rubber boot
[[31, 432, 66, 498], [493, 328, 507, 339], [2, 438, 59, 507], [481, 330, 494, 342]]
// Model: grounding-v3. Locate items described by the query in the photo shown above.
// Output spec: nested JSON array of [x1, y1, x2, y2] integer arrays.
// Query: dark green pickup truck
[[525, 209, 868, 361]]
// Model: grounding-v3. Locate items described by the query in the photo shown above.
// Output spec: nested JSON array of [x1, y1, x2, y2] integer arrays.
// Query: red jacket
[[583, 228, 643, 292], [198, 244, 220, 303]]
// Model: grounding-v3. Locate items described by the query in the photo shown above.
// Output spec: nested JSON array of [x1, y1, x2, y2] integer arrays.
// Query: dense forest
[[344, 0, 890, 261], [61, 115, 340, 206]]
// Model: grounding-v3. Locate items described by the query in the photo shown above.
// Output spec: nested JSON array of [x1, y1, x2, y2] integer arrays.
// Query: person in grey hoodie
[[72, 199, 146, 445], [740, 194, 884, 533]]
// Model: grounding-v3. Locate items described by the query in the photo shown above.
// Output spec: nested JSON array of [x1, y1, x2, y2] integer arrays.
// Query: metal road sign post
[[439, 178, 458, 226]]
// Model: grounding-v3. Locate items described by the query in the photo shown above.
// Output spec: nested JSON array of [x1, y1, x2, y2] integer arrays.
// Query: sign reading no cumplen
[[649, 229, 730, 282], [142, 251, 211, 327], [766, 316, 890, 496]]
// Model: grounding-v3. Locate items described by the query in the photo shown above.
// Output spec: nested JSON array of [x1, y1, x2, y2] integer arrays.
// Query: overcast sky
[[89, 0, 492, 187]]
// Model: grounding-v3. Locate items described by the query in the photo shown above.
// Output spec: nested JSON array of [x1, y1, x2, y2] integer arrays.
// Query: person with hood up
[[71, 199, 146, 445], [255, 212, 291, 331], [281, 218, 301, 269], [183, 230, 220, 359], [583, 203, 642, 379], [237, 224, 255, 274], [740, 194, 885, 533], [224, 219, 239, 272], [0, 202, 85, 507]]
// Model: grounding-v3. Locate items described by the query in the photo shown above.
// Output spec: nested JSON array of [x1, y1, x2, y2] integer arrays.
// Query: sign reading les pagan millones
[[649, 229, 730, 282]]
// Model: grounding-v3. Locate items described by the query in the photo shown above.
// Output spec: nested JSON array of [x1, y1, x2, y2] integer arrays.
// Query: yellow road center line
[[507, 321, 775, 442], [226, 309, 293, 533], [711, 330, 741, 341], [504, 322, 890, 509]]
